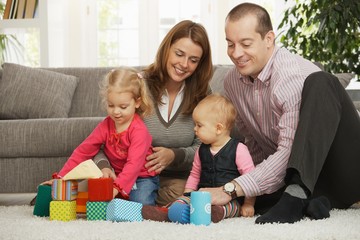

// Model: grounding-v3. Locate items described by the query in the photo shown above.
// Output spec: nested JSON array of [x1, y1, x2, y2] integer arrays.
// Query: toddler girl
[[45, 68, 158, 205]]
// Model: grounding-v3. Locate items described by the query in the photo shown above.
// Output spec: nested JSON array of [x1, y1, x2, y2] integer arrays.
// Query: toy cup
[[190, 191, 211, 226]]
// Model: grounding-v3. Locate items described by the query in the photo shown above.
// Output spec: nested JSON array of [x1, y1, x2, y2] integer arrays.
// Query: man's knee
[[304, 71, 341, 90]]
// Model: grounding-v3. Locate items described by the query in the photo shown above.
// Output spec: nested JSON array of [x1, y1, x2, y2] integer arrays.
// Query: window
[[1, 0, 293, 67]]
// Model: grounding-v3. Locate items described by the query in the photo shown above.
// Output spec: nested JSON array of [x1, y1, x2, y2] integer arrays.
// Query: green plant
[[278, 0, 360, 79]]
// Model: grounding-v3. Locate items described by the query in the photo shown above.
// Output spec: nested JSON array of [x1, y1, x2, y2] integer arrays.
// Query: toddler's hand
[[113, 188, 119, 199], [41, 179, 55, 186], [102, 168, 116, 180]]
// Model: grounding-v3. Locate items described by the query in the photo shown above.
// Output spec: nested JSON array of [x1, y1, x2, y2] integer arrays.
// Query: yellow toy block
[[50, 200, 77, 221]]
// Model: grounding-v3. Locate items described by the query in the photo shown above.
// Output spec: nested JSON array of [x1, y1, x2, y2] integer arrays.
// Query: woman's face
[[166, 37, 203, 84]]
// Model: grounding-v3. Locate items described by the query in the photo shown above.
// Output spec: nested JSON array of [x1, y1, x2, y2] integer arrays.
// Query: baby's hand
[[41, 179, 55, 186], [240, 203, 255, 217]]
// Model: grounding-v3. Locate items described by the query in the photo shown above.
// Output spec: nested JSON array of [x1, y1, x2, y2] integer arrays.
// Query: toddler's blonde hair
[[196, 93, 237, 131], [100, 67, 153, 117]]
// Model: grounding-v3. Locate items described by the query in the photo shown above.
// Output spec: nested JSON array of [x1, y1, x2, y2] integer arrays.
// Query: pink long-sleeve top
[[58, 114, 156, 195], [185, 142, 255, 190], [224, 46, 320, 197]]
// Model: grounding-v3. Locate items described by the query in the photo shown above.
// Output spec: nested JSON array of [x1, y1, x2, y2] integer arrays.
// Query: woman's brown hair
[[144, 20, 213, 115]]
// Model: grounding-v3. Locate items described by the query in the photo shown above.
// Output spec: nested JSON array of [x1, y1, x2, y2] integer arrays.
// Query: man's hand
[[101, 168, 116, 180], [199, 186, 232, 205]]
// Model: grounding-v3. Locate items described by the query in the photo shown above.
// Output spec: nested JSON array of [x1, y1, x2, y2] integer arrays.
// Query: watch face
[[224, 182, 235, 192]]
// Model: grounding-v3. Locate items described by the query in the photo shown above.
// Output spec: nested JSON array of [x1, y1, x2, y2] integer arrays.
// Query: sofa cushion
[[334, 73, 354, 89], [0, 63, 79, 119], [0, 117, 104, 158]]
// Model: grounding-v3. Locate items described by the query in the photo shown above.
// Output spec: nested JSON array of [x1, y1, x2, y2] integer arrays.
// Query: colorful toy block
[[76, 192, 89, 213], [50, 200, 77, 221], [88, 178, 113, 202], [33, 185, 52, 217], [106, 199, 143, 222], [86, 201, 109, 221], [51, 179, 78, 201]]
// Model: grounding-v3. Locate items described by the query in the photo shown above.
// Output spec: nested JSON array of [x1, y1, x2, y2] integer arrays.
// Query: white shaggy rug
[[0, 205, 359, 240]]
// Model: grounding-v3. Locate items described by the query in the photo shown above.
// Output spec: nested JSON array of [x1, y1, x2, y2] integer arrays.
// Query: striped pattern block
[[86, 201, 109, 221], [51, 179, 78, 201], [50, 200, 77, 221], [106, 199, 143, 222], [76, 192, 89, 213]]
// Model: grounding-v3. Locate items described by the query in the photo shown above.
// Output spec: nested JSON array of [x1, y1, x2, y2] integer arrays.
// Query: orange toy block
[[76, 192, 89, 213]]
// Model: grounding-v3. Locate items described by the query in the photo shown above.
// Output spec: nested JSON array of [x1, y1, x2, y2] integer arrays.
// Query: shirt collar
[[257, 45, 279, 84]]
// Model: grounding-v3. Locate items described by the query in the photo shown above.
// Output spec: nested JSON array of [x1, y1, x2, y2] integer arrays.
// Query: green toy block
[[33, 185, 52, 217]]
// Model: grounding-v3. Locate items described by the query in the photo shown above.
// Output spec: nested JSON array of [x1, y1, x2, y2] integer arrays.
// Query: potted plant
[[278, 0, 360, 79]]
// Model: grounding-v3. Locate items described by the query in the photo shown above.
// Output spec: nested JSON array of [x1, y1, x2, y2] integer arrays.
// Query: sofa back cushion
[[46, 66, 145, 117], [0, 63, 79, 119], [46, 67, 111, 117]]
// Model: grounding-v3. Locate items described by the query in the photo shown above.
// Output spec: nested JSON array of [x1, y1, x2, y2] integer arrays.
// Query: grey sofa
[[0, 63, 232, 193], [0, 62, 357, 194]]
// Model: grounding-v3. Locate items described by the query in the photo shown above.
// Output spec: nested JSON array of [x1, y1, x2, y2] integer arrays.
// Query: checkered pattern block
[[76, 192, 89, 213], [88, 178, 113, 202], [51, 179, 78, 201], [106, 199, 143, 222], [50, 200, 77, 221], [86, 201, 109, 221]]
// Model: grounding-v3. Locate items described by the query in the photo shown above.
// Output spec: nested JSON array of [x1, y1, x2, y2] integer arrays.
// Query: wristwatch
[[223, 182, 237, 199]]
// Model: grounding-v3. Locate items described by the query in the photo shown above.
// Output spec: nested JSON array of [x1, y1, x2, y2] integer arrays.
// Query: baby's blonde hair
[[196, 93, 237, 131], [100, 67, 154, 118]]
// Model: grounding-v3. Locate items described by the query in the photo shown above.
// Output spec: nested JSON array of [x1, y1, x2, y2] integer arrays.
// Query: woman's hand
[[101, 168, 116, 180], [145, 147, 175, 173]]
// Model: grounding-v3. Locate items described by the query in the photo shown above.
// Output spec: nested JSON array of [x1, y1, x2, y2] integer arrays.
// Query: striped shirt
[[224, 46, 321, 197]]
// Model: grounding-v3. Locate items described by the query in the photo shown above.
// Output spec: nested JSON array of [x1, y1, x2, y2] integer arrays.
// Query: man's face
[[225, 15, 274, 79]]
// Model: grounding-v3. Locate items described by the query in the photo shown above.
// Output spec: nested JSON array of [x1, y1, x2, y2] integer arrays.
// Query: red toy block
[[88, 178, 113, 202]]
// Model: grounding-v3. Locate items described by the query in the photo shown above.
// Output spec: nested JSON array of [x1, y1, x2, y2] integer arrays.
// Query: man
[[201, 2, 360, 224]]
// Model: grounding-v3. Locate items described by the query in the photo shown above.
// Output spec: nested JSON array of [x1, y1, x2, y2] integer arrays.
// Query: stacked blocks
[[33, 185, 52, 217], [49, 179, 78, 221], [106, 199, 143, 222], [86, 178, 113, 221]]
